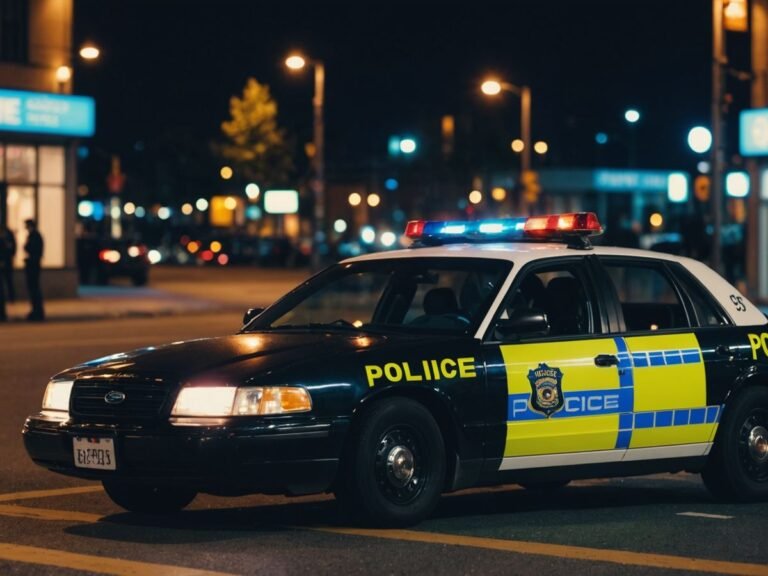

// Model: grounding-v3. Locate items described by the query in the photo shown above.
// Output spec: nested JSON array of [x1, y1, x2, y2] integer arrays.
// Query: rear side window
[[671, 265, 729, 327], [603, 262, 689, 332]]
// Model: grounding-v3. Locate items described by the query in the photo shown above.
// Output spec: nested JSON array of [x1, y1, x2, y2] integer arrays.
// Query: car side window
[[496, 264, 594, 339], [603, 262, 689, 332], [671, 265, 729, 327]]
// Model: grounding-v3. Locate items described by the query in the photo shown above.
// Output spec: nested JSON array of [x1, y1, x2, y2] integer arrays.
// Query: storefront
[[0, 89, 94, 297]]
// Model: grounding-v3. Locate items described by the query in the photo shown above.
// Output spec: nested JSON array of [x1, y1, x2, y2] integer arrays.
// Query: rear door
[[597, 257, 719, 461]]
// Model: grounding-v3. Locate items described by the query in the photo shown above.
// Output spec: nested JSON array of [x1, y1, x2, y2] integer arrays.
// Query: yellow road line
[[311, 527, 768, 576], [0, 504, 103, 523], [0, 542, 236, 576], [0, 485, 103, 503]]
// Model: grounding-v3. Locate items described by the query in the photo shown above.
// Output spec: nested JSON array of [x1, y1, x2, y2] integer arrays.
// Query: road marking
[[678, 512, 734, 520], [0, 504, 103, 523], [0, 542, 236, 576], [310, 527, 768, 576], [0, 485, 103, 503]]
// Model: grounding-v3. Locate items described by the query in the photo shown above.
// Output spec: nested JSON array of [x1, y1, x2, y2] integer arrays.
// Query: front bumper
[[23, 413, 349, 496]]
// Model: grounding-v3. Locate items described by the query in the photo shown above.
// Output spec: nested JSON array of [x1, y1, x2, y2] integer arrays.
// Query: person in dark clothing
[[0, 226, 15, 301], [24, 219, 44, 322], [0, 231, 7, 321]]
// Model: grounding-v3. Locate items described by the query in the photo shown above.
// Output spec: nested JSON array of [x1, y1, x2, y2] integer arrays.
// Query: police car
[[23, 213, 768, 526]]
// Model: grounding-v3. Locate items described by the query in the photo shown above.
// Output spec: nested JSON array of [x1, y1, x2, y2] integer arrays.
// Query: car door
[[483, 257, 632, 472], [596, 257, 718, 460]]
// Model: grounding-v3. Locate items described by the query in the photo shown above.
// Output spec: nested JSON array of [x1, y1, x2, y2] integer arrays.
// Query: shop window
[[38, 186, 65, 268], [7, 185, 33, 268], [38, 146, 65, 185], [6, 145, 35, 183]]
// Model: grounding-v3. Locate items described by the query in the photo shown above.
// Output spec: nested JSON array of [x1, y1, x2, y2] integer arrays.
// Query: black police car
[[23, 214, 768, 526]]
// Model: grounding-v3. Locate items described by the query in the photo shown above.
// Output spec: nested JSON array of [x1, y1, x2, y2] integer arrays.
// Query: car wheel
[[702, 386, 768, 501], [102, 479, 197, 514], [336, 397, 445, 527]]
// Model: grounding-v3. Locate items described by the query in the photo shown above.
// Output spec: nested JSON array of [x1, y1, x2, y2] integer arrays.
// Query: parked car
[[77, 237, 150, 286]]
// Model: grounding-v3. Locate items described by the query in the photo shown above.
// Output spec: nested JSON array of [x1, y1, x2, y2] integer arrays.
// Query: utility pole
[[747, 0, 768, 300], [711, 0, 726, 274], [312, 62, 326, 270]]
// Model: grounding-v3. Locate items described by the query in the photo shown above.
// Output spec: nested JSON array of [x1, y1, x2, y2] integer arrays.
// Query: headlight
[[171, 386, 311, 417], [42, 380, 74, 412], [233, 387, 312, 415]]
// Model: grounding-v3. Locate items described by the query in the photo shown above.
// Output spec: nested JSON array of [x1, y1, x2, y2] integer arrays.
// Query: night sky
[[73, 1, 747, 200]]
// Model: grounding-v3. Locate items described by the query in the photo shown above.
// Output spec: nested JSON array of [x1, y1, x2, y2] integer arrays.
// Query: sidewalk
[[4, 285, 242, 323]]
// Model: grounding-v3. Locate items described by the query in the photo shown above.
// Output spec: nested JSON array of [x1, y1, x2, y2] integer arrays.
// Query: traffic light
[[521, 170, 541, 204], [694, 175, 711, 202]]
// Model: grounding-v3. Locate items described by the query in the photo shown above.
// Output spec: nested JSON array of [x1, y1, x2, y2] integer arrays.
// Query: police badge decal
[[527, 363, 564, 417]]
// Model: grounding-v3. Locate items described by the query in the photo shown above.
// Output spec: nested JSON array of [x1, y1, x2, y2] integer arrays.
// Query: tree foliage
[[216, 78, 292, 184]]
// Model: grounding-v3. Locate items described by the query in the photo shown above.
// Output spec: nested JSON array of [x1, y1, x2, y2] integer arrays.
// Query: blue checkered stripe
[[630, 348, 702, 368], [618, 405, 722, 437], [613, 338, 710, 449]]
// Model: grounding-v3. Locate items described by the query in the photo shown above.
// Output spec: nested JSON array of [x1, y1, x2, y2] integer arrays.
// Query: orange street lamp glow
[[534, 141, 549, 154], [55, 66, 72, 83], [224, 196, 238, 210], [491, 187, 507, 202], [650, 213, 664, 228], [511, 139, 525, 153], [481, 79, 502, 96], [79, 45, 100, 60], [348, 192, 362, 206], [220, 166, 233, 180], [285, 54, 307, 70]]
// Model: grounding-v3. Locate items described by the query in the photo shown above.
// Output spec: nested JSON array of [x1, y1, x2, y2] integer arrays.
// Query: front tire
[[703, 386, 768, 501], [102, 479, 197, 514], [336, 398, 446, 527]]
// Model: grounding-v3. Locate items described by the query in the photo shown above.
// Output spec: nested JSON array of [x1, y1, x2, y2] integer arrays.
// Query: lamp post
[[286, 53, 325, 268], [481, 78, 532, 213]]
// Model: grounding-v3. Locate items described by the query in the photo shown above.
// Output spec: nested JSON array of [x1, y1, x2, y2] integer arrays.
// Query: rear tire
[[702, 386, 768, 501], [102, 479, 197, 514], [335, 398, 445, 527]]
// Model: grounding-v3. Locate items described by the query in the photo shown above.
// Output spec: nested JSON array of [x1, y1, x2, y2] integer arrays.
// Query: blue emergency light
[[404, 212, 603, 246]]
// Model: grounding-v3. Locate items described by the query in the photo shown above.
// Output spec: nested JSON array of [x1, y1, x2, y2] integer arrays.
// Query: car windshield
[[245, 257, 511, 335]]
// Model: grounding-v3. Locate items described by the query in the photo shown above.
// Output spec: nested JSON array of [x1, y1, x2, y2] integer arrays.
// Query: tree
[[216, 78, 293, 184]]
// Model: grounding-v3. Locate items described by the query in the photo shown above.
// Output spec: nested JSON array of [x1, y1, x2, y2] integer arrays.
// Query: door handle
[[594, 354, 619, 367]]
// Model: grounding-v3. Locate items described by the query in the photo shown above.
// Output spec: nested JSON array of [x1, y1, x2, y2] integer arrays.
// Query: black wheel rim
[[374, 426, 427, 505], [738, 408, 768, 483]]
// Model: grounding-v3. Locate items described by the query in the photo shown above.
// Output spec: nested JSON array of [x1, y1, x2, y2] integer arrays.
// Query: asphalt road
[[2, 314, 768, 575]]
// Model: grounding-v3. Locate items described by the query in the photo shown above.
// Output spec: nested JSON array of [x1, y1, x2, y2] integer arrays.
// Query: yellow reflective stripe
[[625, 333, 706, 412]]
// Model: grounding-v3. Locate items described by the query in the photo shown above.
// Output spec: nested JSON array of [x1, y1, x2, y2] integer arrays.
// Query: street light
[[79, 44, 100, 61], [480, 76, 532, 212], [624, 109, 641, 123], [285, 52, 325, 268], [687, 126, 713, 154]]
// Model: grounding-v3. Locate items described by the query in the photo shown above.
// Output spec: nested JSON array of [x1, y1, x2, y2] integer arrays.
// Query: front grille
[[70, 378, 171, 420]]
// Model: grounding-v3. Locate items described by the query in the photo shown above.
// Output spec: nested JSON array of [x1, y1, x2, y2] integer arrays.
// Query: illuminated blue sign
[[740, 108, 768, 156], [0, 89, 95, 137], [594, 169, 672, 192]]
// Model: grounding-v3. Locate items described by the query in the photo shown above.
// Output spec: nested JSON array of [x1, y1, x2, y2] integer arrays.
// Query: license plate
[[73, 437, 116, 470]]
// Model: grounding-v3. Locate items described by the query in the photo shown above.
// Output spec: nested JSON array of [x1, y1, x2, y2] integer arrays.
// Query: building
[[0, 0, 94, 298]]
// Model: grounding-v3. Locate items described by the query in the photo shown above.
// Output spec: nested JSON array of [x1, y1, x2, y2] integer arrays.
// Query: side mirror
[[494, 309, 549, 340], [242, 307, 264, 326]]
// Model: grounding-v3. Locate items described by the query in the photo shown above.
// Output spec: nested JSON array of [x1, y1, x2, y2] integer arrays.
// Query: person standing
[[0, 230, 7, 322], [24, 219, 44, 322], [0, 226, 15, 301]]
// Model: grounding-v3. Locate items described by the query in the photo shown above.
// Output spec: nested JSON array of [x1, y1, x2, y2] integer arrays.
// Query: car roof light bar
[[404, 212, 603, 248]]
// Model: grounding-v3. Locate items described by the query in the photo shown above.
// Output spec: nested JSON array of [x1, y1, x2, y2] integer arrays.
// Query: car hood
[[56, 330, 425, 384]]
